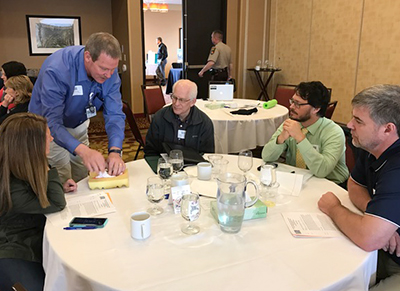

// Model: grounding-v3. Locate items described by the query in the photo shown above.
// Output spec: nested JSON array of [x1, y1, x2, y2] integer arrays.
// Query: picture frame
[[26, 15, 82, 56]]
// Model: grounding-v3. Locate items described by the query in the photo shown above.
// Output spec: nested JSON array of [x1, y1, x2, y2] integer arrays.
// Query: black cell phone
[[69, 217, 108, 228], [257, 163, 278, 171]]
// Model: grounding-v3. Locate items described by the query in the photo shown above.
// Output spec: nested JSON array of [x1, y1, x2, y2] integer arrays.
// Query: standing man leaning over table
[[29, 32, 126, 183], [319, 85, 400, 291], [262, 81, 349, 186], [198, 30, 233, 81], [144, 79, 214, 156]]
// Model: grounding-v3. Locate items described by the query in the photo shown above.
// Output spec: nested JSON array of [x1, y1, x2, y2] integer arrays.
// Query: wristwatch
[[108, 149, 123, 157]]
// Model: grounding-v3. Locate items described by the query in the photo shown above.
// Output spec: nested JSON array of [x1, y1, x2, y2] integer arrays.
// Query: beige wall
[[143, 6, 182, 77], [127, 0, 145, 113], [227, 0, 272, 99], [269, 0, 400, 124], [0, 0, 113, 69]]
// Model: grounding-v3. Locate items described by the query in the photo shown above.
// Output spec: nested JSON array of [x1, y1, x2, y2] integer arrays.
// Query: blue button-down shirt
[[29, 46, 125, 153]]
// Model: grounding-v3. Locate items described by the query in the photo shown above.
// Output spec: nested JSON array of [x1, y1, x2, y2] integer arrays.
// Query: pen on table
[[63, 226, 98, 230], [198, 193, 216, 199]]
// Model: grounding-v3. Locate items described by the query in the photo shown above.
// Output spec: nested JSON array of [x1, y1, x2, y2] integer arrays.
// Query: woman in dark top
[[0, 61, 27, 102], [0, 75, 32, 125], [0, 113, 77, 291]]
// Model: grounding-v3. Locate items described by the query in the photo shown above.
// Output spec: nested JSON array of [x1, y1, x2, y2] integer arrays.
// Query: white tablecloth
[[43, 155, 376, 291], [195, 99, 288, 154]]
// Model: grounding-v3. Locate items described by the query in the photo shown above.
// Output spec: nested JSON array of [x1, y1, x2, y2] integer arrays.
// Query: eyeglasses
[[289, 98, 310, 109], [171, 94, 191, 103]]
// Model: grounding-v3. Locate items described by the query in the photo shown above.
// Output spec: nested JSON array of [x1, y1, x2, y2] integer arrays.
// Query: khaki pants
[[48, 120, 90, 184], [370, 250, 400, 290]]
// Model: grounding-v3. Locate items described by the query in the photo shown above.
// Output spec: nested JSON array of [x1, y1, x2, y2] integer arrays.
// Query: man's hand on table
[[75, 144, 106, 173], [107, 152, 126, 176], [318, 191, 342, 216]]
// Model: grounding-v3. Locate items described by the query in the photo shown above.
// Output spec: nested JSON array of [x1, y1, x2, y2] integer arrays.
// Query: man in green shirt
[[262, 81, 349, 185]]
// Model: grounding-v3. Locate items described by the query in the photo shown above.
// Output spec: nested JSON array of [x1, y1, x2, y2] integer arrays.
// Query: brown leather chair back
[[141, 85, 166, 121], [274, 84, 297, 110], [325, 100, 338, 119]]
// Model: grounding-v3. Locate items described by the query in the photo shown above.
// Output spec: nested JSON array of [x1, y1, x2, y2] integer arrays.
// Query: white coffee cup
[[197, 162, 212, 181], [130, 212, 151, 240]]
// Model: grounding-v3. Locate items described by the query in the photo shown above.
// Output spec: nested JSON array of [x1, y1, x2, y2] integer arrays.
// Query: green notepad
[[145, 155, 160, 174], [210, 200, 268, 222]]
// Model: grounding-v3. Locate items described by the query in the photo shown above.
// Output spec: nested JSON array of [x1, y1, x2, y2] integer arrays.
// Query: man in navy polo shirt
[[29, 32, 126, 183], [318, 84, 400, 290]]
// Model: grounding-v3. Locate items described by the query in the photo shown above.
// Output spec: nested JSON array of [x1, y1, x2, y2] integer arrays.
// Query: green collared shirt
[[262, 118, 349, 184]]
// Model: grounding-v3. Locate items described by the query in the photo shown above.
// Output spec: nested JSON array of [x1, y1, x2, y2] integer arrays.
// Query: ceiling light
[[159, 3, 169, 13], [149, 3, 159, 12]]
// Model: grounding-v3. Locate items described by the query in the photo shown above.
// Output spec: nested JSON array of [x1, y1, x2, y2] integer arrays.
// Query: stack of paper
[[46, 192, 116, 226], [282, 212, 341, 238]]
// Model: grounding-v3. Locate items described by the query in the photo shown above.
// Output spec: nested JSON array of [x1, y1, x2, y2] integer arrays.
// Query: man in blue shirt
[[318, 85, 400, 290], [29, 32, 126, 183]]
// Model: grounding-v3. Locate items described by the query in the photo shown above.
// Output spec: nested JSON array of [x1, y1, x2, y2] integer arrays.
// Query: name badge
[[86, 105, 97, 119], [177, 129, 186, 139], [73, 85, 83, 96]]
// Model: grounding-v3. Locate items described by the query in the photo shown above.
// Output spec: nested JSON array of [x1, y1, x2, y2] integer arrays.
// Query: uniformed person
[[198, 30, 233, 81]]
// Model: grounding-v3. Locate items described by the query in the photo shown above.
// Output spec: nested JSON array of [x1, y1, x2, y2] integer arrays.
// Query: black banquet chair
[[122, 101, 146, 160]]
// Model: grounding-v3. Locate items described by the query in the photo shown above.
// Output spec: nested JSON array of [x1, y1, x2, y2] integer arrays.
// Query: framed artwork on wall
[[26, 15, 82, 56]]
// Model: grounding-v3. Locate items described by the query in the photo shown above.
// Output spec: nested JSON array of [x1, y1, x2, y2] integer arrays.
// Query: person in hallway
[[198, 30, 233, 81], [262, 81, 349, 186], [29, 32, 126, 184], [156, 36, 168, 86], [318, 84, 400, 291], [0, 61, 27, 105], [144, 79, 214, 156], [0, 113, 77, 291], [0, 75, 32, 125]]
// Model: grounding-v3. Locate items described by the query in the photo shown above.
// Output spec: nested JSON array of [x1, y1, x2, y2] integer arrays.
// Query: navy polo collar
[[369, 138, 400, 172]]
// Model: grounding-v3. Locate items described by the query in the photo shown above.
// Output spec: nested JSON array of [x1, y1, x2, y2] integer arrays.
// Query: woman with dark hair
[[0, 75, 32, 124], [0, 61, 27, 102], [0, 113, 77, 291]]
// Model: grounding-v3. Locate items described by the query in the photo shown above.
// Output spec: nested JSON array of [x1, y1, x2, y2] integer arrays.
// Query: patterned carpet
[[88, 112, 149, 163]]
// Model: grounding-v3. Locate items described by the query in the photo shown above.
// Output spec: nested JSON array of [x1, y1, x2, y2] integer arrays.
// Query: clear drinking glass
[[180, 193, 201, 235], [238, 150, 253, 176], [212, 159, 229, 180], [157, 157, 173, 195], [169, 149, 184, 173], [260, 163, 281, 207], [208, 154, 223, 178], [157, 158, 173, 180], [146, 176, 165, 215]]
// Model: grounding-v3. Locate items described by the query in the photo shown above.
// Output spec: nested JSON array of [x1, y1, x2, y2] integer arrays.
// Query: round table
[[43, 155, 376, 291], [195, 99, 288, 154]]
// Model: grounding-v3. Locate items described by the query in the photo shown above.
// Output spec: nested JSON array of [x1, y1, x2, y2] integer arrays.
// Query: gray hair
[[352, 84, 400, 136], [84, 32, 121, 62], [172, 79, 198, 100]]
